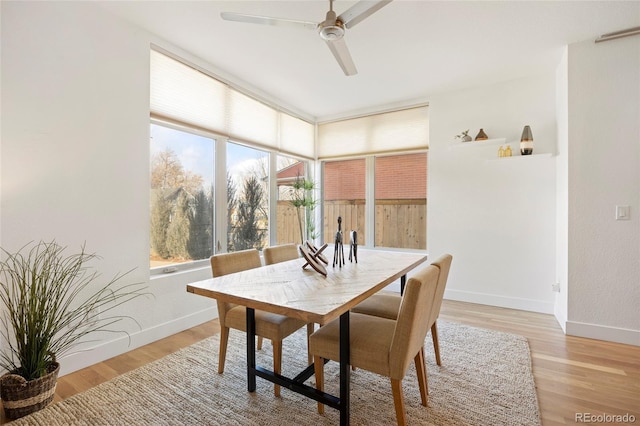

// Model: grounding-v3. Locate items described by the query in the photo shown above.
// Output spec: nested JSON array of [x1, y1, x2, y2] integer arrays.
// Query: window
[[275, 157, 315, 245], [226, 142, 269, 252], [150, 49, 316, 272], [323, 159, 366, 246], [375, 153, 427, 249], [318, 105, 428, 251], [150, 123, 214, 270]]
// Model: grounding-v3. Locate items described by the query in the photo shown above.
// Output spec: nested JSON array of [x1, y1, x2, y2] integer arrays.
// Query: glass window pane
[[227, 142, 269, 252], [150, 123, 214, 269], [276, 157, 315, 244], [323, 159, 366, 246], [374, 153, 427, 249]]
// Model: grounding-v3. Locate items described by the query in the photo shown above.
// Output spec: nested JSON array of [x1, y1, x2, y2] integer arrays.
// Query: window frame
[[321, 149, 428, 253], [149, 119, 221, 276], [150, 119, 314, 276]]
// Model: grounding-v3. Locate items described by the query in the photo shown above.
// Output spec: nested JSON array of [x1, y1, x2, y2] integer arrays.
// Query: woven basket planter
[[0, 362, 59, 419]]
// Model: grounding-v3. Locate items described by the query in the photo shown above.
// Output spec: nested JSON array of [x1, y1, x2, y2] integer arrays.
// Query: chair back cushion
[[263, 244, 298, 265], [210, 249, 262, 327], [428, 254, 453, 325], [389, 263, 440, 379], [210, 249, 262, 277]]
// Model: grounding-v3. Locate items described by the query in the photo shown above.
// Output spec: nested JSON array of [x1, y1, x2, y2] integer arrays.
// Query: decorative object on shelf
[[348, 230, 358, 263], [299, 245, 327, 276], [0, 241, 147, 419], [333, 216, 345, 268], [520, 125, 534, 155], [455, 129, 472, 142], [475, 128, 488, 141], [498, 145, 512, 157]]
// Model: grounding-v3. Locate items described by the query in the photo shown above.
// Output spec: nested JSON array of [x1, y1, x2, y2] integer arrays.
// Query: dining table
[[186, 247, 428, 426]]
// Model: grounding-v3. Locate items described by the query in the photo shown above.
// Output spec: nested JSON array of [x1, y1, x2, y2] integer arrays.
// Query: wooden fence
[[277, 199, 426, 249], [276, 201, 303, 245]]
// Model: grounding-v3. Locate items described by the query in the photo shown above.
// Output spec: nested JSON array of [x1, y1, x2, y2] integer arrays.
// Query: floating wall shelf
[[449, 138, 506, 149], [485, 152, 554, 163]]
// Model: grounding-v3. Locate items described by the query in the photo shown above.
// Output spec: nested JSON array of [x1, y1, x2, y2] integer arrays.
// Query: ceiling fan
[[221, 0, 393, 76]]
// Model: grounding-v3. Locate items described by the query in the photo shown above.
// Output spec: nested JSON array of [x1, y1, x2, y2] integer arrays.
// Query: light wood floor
[[2, 300, 639, 425]]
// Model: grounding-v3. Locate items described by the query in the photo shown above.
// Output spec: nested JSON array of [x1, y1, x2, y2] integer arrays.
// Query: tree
[[165, 189, 192, 260], [151, 148, 203, 193], [289, 176, 318, 243], [151, 149, 181, 189], [188, 187, 213, 260], [226, 174, 237, 251], [231, 176, 266, 251], [150, 189, 172, 258], [150, 148, 207, 261]]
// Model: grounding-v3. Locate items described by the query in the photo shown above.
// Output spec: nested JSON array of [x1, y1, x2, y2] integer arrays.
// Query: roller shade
[[150, 50, 314, 159], [317, 106, 428, 158], [280, 114, 315, 158]]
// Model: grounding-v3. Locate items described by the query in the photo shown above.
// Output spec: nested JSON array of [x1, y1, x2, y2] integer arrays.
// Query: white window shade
[[318, 106, 429, 158], [150, 50, 226, 132], [150, 50, 314, 159], [227, 90, 278, 147], [280, 114, 315, 158]]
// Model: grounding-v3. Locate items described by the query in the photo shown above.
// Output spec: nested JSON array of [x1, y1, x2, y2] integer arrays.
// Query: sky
[[150, 124, 268, 189]]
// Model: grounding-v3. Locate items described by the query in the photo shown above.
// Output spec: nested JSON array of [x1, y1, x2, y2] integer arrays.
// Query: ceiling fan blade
[[221, 12, 317, 31], [338, 0, 393, 29], [325, 38, 357, 76]]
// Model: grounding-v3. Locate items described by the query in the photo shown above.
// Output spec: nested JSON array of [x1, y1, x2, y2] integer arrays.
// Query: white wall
[[554, 48, 569, 331], [3, 3, 638, 382], [1, 2, 216, 375], [428, 74, 558, 314], [566, 37, 640, 345]]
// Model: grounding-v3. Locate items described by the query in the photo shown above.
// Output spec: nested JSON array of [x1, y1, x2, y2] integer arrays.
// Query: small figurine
[[455, 129, 472, 142], [349, 230, 358, 263], [475, 128, 488, 141], [333, 216, 345, 268]]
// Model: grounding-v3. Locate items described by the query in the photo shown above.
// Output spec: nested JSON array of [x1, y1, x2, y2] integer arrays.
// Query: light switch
[[615, 205, 630, 220]]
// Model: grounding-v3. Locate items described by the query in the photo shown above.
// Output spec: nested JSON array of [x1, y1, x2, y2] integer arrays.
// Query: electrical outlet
[[616, 205, 630, 220], [552, 283, 560, 293]]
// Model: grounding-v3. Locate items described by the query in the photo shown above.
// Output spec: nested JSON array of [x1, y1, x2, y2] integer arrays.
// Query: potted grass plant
[[0, 240, 147, 419]]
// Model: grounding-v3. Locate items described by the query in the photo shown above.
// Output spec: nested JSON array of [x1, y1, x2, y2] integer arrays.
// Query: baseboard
[[57, 306, 218, 376], [443, 289, 555, 314], [566, 320, 640, 347], [553, 301, 567, 333]]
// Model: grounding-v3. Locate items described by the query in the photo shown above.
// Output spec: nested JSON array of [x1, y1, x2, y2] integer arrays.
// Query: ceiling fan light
[[319, 23, 344, 41]]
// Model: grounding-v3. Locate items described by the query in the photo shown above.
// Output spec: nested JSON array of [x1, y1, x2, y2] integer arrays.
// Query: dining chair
[[263, 243, 298, 265], [351, 253, 452, 366], [210, 248, 307, 397], [263, 243, 316, 364], [309, 263, 440, 425]]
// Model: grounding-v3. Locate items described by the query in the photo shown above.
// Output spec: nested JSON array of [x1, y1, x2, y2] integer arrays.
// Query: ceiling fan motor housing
[[319, 11, 345, 41]]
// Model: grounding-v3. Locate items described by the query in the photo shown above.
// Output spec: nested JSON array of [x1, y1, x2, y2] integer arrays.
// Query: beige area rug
[[10, 321, 540, 425]]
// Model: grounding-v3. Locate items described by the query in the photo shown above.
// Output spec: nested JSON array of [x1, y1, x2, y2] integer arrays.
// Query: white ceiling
[[99, 1, 640, 121]]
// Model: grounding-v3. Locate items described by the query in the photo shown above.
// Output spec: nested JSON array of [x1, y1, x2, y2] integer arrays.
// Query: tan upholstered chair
[[309, 264, 440, 425], [211, 248, 307, 397], [351, 254, 452, 365], [263, 243, 298, 265], [263, 243, 317, 363]]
